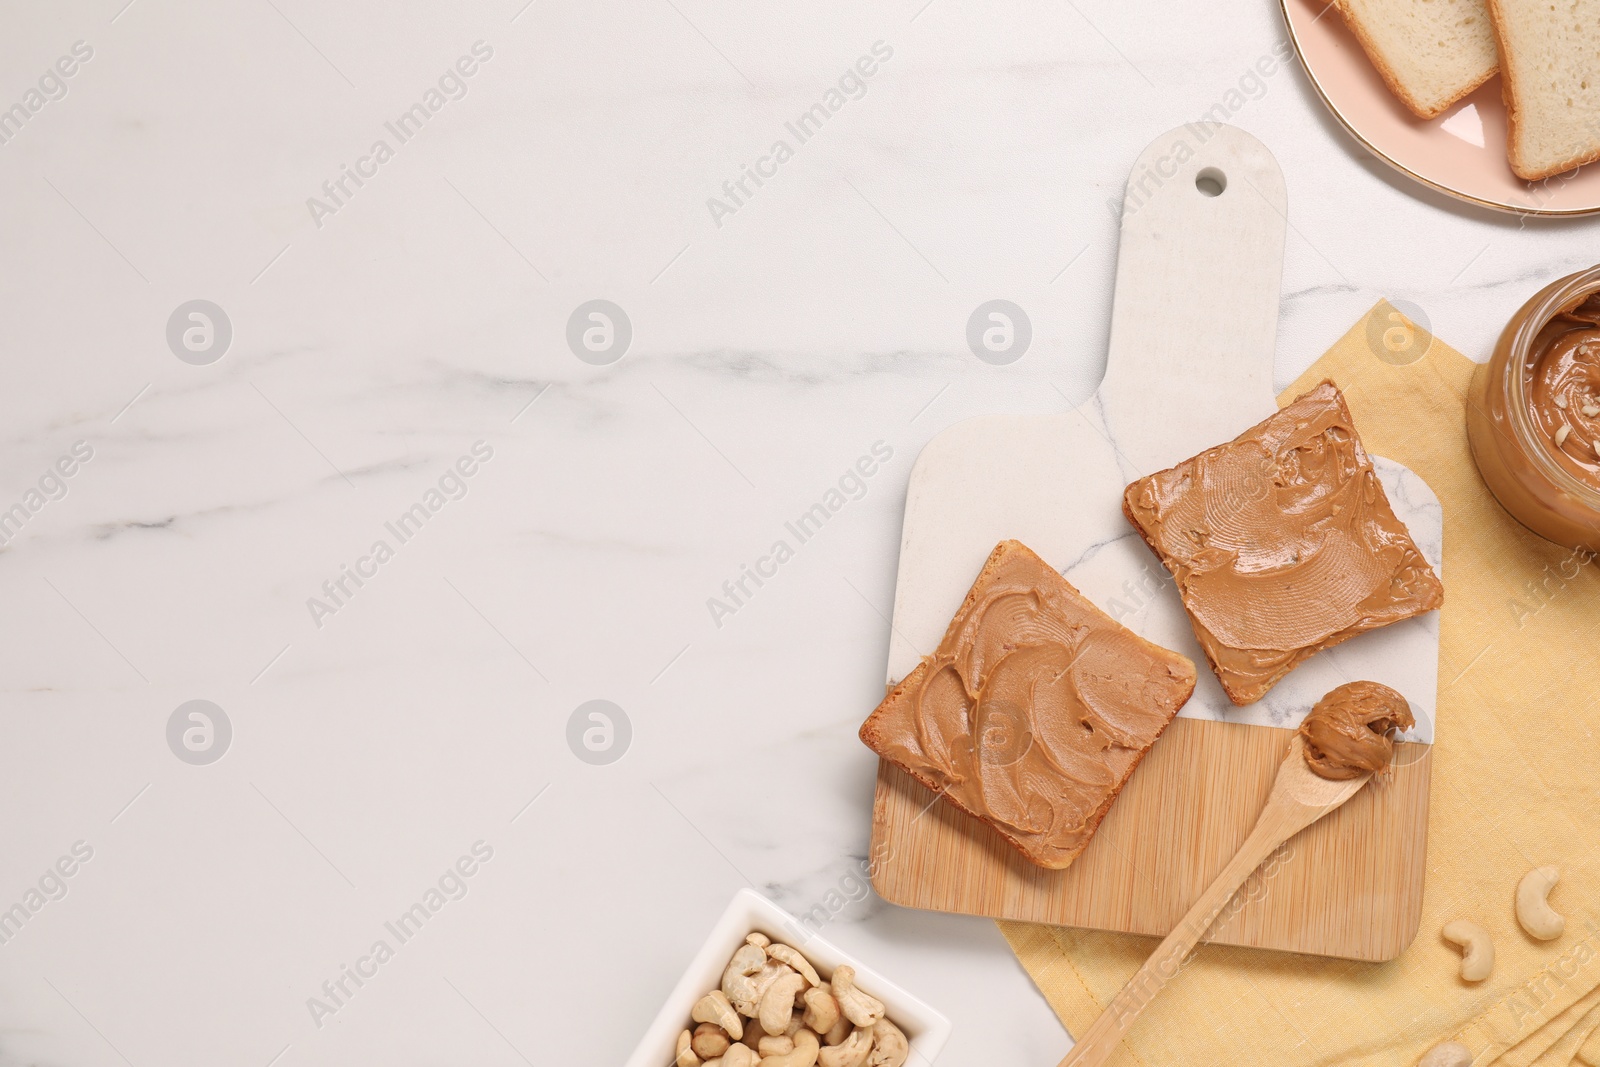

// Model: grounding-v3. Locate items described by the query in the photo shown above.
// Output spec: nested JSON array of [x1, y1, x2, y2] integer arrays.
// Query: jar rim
[[1500, 264, 1600, 506]]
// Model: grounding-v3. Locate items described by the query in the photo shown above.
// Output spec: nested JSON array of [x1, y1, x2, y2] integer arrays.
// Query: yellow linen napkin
[[1505, 988, 1600, 1067], [1001, 301, 1600, 1067], [1578, 1011, 1600, 1066]]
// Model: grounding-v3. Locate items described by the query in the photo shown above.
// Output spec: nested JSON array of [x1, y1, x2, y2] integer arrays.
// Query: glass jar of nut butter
[[1468, 265, 1600, 552]]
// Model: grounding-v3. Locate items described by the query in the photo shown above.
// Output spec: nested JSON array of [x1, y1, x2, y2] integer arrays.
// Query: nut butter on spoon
[[1054, 682, 1404, 1067], [1298, 681, 1415, 780]]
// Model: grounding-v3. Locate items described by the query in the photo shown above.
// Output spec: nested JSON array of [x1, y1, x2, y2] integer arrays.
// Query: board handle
[[1097, 124, 1287, 477]]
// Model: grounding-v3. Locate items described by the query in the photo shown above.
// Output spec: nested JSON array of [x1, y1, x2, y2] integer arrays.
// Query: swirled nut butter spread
[[1298, 680, 1415, 779], [1528, 292, 1600, 490], [859, 540, 1196, 871], [1123, 381, 1444, 707]]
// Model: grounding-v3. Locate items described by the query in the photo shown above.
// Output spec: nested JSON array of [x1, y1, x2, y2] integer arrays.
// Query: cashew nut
[[767, 943, 822, 987], [677, 1029, 700, 1067], [866, 1019, 908, 1067], [760, 973, 809, 1036], [759, 1034, 795, 1056], [823, 1015, 852, 1046], [803, 985, 841, 1036], [722, 943, 770, 1016], [736, 1014, 782, 1050], [692, 1022, 731, 1059], [830, 967, 886, 1028], [713, 1046, 759, 1067], [817, 1027, 874, 1067], [1442, 920, 1495, 982], [1517, 866, 1566, 941], [758, 1028, 820, 1067], [1418, 1040, 1472, 1067], [693, 990, 745, 1041], [748, 961, 796, 1017], [746, 932, 771, 949]]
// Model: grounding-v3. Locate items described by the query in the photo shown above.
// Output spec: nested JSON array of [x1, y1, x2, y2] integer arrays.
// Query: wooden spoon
[[1055, 734, 1373, 1067]]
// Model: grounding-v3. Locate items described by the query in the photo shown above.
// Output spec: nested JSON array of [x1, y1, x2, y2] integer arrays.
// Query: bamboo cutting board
[[868, 125, 1440, 962]]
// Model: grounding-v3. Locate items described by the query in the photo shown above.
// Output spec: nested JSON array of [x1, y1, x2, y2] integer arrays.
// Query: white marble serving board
[[886, 125, 1442, 742]]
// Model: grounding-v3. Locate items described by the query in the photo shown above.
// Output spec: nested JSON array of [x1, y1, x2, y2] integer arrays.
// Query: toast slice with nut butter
[[859, 540, 1196, 871]]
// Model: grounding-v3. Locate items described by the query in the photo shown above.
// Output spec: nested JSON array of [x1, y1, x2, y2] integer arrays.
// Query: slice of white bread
[[1489, 0, 1600, 180], [1332, 0, 1499, 119]]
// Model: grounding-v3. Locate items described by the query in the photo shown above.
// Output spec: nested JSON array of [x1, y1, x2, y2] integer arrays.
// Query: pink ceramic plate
[[1282, 0, 1600, 216]]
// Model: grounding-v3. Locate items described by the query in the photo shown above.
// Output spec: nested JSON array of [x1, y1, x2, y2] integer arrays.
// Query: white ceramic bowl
[[625, 888, 952, 1066]]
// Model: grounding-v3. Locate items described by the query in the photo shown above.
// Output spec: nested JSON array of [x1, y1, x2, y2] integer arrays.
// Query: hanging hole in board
[[1195, 167, 1226, 197]]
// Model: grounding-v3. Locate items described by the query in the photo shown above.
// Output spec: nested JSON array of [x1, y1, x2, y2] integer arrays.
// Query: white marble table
[[4, 1, 1599, 1064]]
